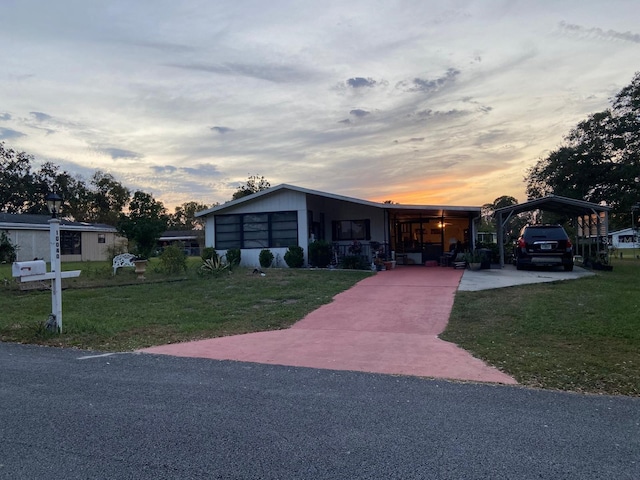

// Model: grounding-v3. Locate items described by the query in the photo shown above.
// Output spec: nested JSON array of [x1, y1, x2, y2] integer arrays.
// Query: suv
[[513, 225, 574, 271]]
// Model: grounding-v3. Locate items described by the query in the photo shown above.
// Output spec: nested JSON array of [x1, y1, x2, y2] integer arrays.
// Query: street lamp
[[45, 192, 62, 219]]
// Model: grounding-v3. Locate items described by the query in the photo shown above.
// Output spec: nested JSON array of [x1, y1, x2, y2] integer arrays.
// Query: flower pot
[[468, 262, 481, 271], [134, 259, 148, 280]]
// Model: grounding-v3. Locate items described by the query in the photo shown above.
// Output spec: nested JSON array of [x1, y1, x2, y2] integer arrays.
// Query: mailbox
[[12, 260, 47, 278]]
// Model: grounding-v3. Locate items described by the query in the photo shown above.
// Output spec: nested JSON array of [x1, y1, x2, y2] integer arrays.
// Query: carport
[[494, 195, 612, 268]]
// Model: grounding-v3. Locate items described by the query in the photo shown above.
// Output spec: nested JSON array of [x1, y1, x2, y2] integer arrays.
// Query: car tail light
[[518, 238, 526, 248], [566, 239, 572, 249]]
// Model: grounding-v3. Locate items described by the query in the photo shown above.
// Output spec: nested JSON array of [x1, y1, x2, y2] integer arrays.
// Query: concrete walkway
[[141, 267, 517, 384]]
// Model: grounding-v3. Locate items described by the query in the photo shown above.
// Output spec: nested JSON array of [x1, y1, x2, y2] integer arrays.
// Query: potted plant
[[464, 250, 486, 270]]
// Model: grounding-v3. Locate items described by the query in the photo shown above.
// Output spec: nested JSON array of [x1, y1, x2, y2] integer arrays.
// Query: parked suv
[[513, 225, 574, 271]]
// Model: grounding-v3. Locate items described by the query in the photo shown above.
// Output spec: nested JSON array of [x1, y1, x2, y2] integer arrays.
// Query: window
[[332, 219, 370, 241], [61, 231, 81, 255], [215, 211, 298, 249], [98, 233, 106, 244]]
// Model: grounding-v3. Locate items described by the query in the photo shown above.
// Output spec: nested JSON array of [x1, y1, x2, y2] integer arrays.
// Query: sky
[[1, 0, 640, 211]]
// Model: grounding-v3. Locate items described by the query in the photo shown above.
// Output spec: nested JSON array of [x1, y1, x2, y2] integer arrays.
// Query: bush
[[284, 245, 304, 268], [199, 255, 230, 276], [159, 244, 187, 274], [308, 240, 333, 267], [259, 249, 274, 268], [201, 247, 217, 262], [341, 255, 370, 270], [0, 232, 18, 263], [105, 243, 128, 264], [226, 248, 241, 266]]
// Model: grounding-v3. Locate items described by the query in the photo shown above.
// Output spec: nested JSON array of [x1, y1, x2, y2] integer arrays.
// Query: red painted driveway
[[141, 267, 516, 384]]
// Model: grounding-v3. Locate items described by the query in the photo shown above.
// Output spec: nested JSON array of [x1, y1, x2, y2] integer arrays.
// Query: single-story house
[[196, 184, 482, 267], [0, 213, 125, 262], [608, 228, 639, 249]]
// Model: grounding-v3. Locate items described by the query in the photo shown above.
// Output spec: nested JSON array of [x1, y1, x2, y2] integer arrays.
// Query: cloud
[[416, 108, 469, 118], [398, 68, 460, 94], [211, 126, 234, 134], [0, 127, 26, 140], [347, 77, 377, 88], [98, 147, 142, 160], [151, 165, 178, 174], [0, 113, 11, 121], [558, 21, 640, 44], [338, 119, 351, 124], [349, 109, 370, 118], [151, 163, 220, 177], [29, 111, 53, 122], [168, 61, 315, 83], [409, 137, 425, 142]]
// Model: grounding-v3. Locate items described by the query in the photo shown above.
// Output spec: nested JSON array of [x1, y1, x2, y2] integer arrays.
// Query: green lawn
[[442, 258, 640, 396], [0, 259, 371, 351], [3, 257, 639, 396]]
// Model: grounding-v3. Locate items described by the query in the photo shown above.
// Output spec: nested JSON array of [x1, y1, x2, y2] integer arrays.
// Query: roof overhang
[[196, 183, 482, 218]]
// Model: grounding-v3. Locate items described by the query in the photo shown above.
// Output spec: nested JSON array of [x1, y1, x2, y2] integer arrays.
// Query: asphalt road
[[1, 343, 638, 479]]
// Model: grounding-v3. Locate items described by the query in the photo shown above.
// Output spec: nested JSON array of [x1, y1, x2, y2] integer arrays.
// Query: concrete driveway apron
[[141, 267, 516, 384]]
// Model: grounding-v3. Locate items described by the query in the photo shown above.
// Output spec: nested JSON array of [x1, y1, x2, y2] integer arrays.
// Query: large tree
[[231, 175, 271, 200], [525, 72, 640, 229], [117, 191, 169, 259], [86, 171, 131, 225], [169, 201, 211, 230]]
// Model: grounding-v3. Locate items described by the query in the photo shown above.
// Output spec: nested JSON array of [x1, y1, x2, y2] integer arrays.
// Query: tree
[[169, 201, 211, 230], [117, 191, 169, 259], [525, 72, 640, 229], [231, 175, 271, 200], [86, 171, 130, 225], [0, 142, 37, 213]]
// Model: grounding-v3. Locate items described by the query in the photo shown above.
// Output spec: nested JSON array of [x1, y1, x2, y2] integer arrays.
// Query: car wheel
[[516, 260, 524, 271], [564, 264, 574, 272]]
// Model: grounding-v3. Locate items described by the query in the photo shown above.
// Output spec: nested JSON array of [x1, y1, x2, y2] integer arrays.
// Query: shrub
[[308, 240, 333, 267], [341, 255, 369, 270], [159, 244, 187, 274], [105, 243, 128, 264], [201, 247, 217, 262], [0, 232, 18, 263], [284, 245, 304, 268], [226, 248, 241, 267], [199, 255, 230, 276], [259, 249, 274, 268]]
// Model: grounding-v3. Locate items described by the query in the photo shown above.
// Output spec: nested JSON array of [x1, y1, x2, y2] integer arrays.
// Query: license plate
[[541, 244, 552, 250]]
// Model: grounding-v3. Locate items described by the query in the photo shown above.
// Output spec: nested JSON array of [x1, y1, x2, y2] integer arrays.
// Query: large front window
[[332, 219, 370, 241], [215, 211, 298, 249], [61, 231, 81, 255]]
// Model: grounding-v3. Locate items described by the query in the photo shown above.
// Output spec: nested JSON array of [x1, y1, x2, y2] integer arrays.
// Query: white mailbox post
[[11, 216, 81, 333]]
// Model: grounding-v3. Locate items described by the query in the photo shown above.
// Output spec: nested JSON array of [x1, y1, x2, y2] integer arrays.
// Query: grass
[[0, 259, 371, 351], [441, 258, 640, 396], [3, 257, 639, 396]]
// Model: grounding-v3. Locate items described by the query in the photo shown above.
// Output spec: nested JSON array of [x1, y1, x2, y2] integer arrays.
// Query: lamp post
[[45, 192, 63, 332]]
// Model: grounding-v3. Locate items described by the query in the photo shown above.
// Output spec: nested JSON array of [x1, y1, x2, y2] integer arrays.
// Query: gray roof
[[196, 183, 481, 218], [0, 213, 117, 232]]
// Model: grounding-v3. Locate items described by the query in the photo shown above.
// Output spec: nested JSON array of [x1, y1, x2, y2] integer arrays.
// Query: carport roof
[[493, 194, 611, 218]]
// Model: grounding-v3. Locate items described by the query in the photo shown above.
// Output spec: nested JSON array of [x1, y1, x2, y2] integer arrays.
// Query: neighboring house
[[159, 230, 203, 257], [477, 231, 497, 244], [0, 213, 125, 262], [196, 184, 482, 267], [608, 228, 639, 249]]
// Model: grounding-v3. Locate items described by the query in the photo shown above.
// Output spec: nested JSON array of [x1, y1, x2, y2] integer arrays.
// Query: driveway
[[141, 267, 517, 384]]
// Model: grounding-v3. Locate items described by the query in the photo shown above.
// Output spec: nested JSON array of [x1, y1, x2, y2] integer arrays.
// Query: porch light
[[45, 192, 62, 218]]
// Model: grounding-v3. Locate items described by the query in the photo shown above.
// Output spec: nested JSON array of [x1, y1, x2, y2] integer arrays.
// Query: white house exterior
[[608, 228, 639, 249], [196, 184, 481, 268], [1, 213, 124, 262]]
